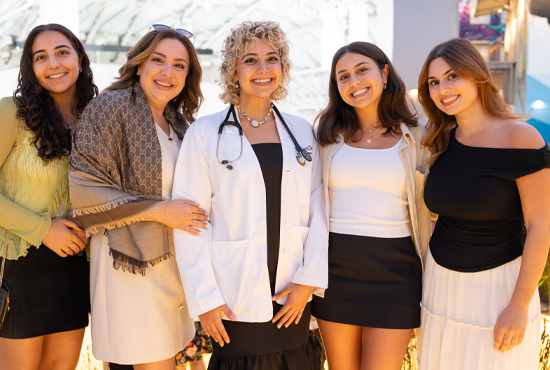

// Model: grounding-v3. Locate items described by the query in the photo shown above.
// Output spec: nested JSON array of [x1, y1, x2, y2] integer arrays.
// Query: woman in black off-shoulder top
[[415, 38, 550, 370]]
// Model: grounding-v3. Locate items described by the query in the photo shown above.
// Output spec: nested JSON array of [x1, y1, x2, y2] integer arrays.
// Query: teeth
[[352, 88, 368, 97], [155, 80, 172, 87], [48, 73, 66, 78], [254, 79, 271, 83], [442, 95, 459, 103]]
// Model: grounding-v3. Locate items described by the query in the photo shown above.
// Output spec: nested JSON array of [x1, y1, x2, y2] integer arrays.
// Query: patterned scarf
[[69, 83, 187, 274]]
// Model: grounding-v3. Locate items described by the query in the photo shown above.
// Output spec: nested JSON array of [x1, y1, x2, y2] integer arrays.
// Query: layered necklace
[[364, 125, 383, 144], [236, 103, 273, 128]]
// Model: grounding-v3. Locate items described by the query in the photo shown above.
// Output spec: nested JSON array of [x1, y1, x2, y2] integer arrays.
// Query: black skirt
[[0, 244, 90, 339], [312, 232, 422, 329], [208, 302, 320, 370]]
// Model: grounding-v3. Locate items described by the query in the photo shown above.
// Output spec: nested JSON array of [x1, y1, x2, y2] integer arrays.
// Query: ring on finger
[[61, 248, 69, 254], [192, 219, 195, 225], [72, 242, 78, 248]]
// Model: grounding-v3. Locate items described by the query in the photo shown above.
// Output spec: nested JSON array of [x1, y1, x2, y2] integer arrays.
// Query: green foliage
[[402, 329, 418, 370]]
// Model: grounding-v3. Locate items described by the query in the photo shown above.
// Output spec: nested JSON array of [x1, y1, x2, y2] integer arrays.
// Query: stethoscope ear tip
[[221, 160, 233, 170]]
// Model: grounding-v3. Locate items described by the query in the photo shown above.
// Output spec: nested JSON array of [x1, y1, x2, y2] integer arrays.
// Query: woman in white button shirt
[[311, 42, 432, 370], [172, 20, 328, 370]]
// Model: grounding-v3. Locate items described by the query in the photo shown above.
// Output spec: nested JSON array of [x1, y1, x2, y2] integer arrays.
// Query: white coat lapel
[[274, 111, 296, 173], [227, 111, 263, 177]]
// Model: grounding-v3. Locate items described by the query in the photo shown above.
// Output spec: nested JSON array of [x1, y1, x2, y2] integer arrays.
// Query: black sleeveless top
[[251, 143, 283, 294], [425, 128, 550, 272]]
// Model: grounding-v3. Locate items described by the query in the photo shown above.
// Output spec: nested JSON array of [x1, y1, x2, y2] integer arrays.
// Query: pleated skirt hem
[[207, 338, 321, 370]]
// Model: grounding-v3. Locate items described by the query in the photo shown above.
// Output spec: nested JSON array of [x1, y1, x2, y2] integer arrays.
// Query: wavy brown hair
[[418, 38, 527, 165], [14, 23, 98, 163], [106, 29, 203, 124], [316, 42, 417, 146]]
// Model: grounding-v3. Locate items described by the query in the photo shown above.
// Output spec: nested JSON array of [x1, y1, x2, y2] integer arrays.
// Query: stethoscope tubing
[[216, 105, 243, 169], [216, 104, 312, 170]]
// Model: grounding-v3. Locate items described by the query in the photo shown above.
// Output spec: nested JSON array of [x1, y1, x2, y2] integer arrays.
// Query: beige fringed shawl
[[69, 83, 187, 274]]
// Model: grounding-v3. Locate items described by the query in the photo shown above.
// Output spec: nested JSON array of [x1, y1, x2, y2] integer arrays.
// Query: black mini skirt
[[0, 244, 90, 339], [312, 233, 422, 329]]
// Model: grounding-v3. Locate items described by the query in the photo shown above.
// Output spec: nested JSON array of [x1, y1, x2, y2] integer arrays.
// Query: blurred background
[[0, 0, 549, 140]]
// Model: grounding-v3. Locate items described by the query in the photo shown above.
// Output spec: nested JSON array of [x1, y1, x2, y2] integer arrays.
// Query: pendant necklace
[[237, 103, 273, 128], [365, 126, 381, 144]]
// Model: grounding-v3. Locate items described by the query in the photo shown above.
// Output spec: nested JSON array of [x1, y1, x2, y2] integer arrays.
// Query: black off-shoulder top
[[425, 128, 550, 272]]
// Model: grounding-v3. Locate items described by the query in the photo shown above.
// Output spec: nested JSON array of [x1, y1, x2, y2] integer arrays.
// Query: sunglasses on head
[[148, 24, 195, 40]]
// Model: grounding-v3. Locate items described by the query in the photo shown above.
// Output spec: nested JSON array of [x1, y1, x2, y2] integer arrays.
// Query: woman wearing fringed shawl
[[70, 27, 206, 370]]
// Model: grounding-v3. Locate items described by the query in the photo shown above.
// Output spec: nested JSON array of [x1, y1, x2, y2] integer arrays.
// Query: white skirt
[[418, 250, 542, 370], [90, 233, 195, 364]]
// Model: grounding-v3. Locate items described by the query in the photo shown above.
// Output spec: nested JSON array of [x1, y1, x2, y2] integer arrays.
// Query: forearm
[[0, 195, 51, 246], [510, 224, 550, 308], [141, 200, 166, 223], [76, 199, 161, 235]]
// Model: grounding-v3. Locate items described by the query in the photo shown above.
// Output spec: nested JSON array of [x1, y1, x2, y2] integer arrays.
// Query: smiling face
[[427, 57, 480, 116], [32, 30, 81, 98], [138, 37, 190, 111], [335, 52, 388, 113], [235, 38, 282, 102]]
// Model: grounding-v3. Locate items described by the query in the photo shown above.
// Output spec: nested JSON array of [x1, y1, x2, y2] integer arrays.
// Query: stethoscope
[[216, 104, 313, 170]]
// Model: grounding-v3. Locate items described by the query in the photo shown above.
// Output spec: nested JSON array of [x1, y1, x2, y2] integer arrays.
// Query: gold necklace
[[364, 126, 382, 144], [236, 103, 273, 128]]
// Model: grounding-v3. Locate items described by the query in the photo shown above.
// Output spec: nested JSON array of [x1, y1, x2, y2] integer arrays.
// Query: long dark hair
[[106, 30, 203, 124], [316, 41, 417, 146], [14, 23, 98, 163], [418, 38, 526, 165]]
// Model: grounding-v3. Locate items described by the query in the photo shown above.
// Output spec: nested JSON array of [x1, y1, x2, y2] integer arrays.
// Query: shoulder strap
[[1, 116, 23, 285]]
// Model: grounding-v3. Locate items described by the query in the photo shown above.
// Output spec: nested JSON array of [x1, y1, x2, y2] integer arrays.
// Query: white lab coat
[[172, 106, 328, 322]]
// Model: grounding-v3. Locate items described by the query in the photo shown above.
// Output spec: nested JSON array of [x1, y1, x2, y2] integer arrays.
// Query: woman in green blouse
[[0, 24, 97, 370]]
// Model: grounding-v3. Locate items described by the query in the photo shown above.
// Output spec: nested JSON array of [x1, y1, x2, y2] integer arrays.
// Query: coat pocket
[[210, 239, 252, 315]]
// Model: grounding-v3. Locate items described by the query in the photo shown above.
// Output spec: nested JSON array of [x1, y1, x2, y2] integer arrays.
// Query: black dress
[[207, 143, 320, 370]]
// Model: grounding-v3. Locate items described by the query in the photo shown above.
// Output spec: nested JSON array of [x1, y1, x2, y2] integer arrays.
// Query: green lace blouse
[[0, 97, 69, 260]]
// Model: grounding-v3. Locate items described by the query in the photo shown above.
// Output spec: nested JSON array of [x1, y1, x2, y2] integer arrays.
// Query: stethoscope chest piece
[[296, 146, 313, 166]]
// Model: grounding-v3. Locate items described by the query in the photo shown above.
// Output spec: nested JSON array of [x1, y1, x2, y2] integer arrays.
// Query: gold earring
[[79, 67, 82, 73], [383, 83, 387, 90]]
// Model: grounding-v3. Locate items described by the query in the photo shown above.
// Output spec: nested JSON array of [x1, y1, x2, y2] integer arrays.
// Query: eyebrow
[[427, 68, 453, 80], [152, 51, 188, 64], [241, 51, 279, 60], [32, 44, 72, 56], [337, 61, 370, 76]]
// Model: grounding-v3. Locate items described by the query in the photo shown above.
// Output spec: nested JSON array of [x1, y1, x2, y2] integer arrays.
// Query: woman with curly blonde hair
[[172, 20, 327, 370]]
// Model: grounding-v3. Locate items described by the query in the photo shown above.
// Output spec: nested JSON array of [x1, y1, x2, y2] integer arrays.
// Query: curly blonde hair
[[219, 20, 292, 104]]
